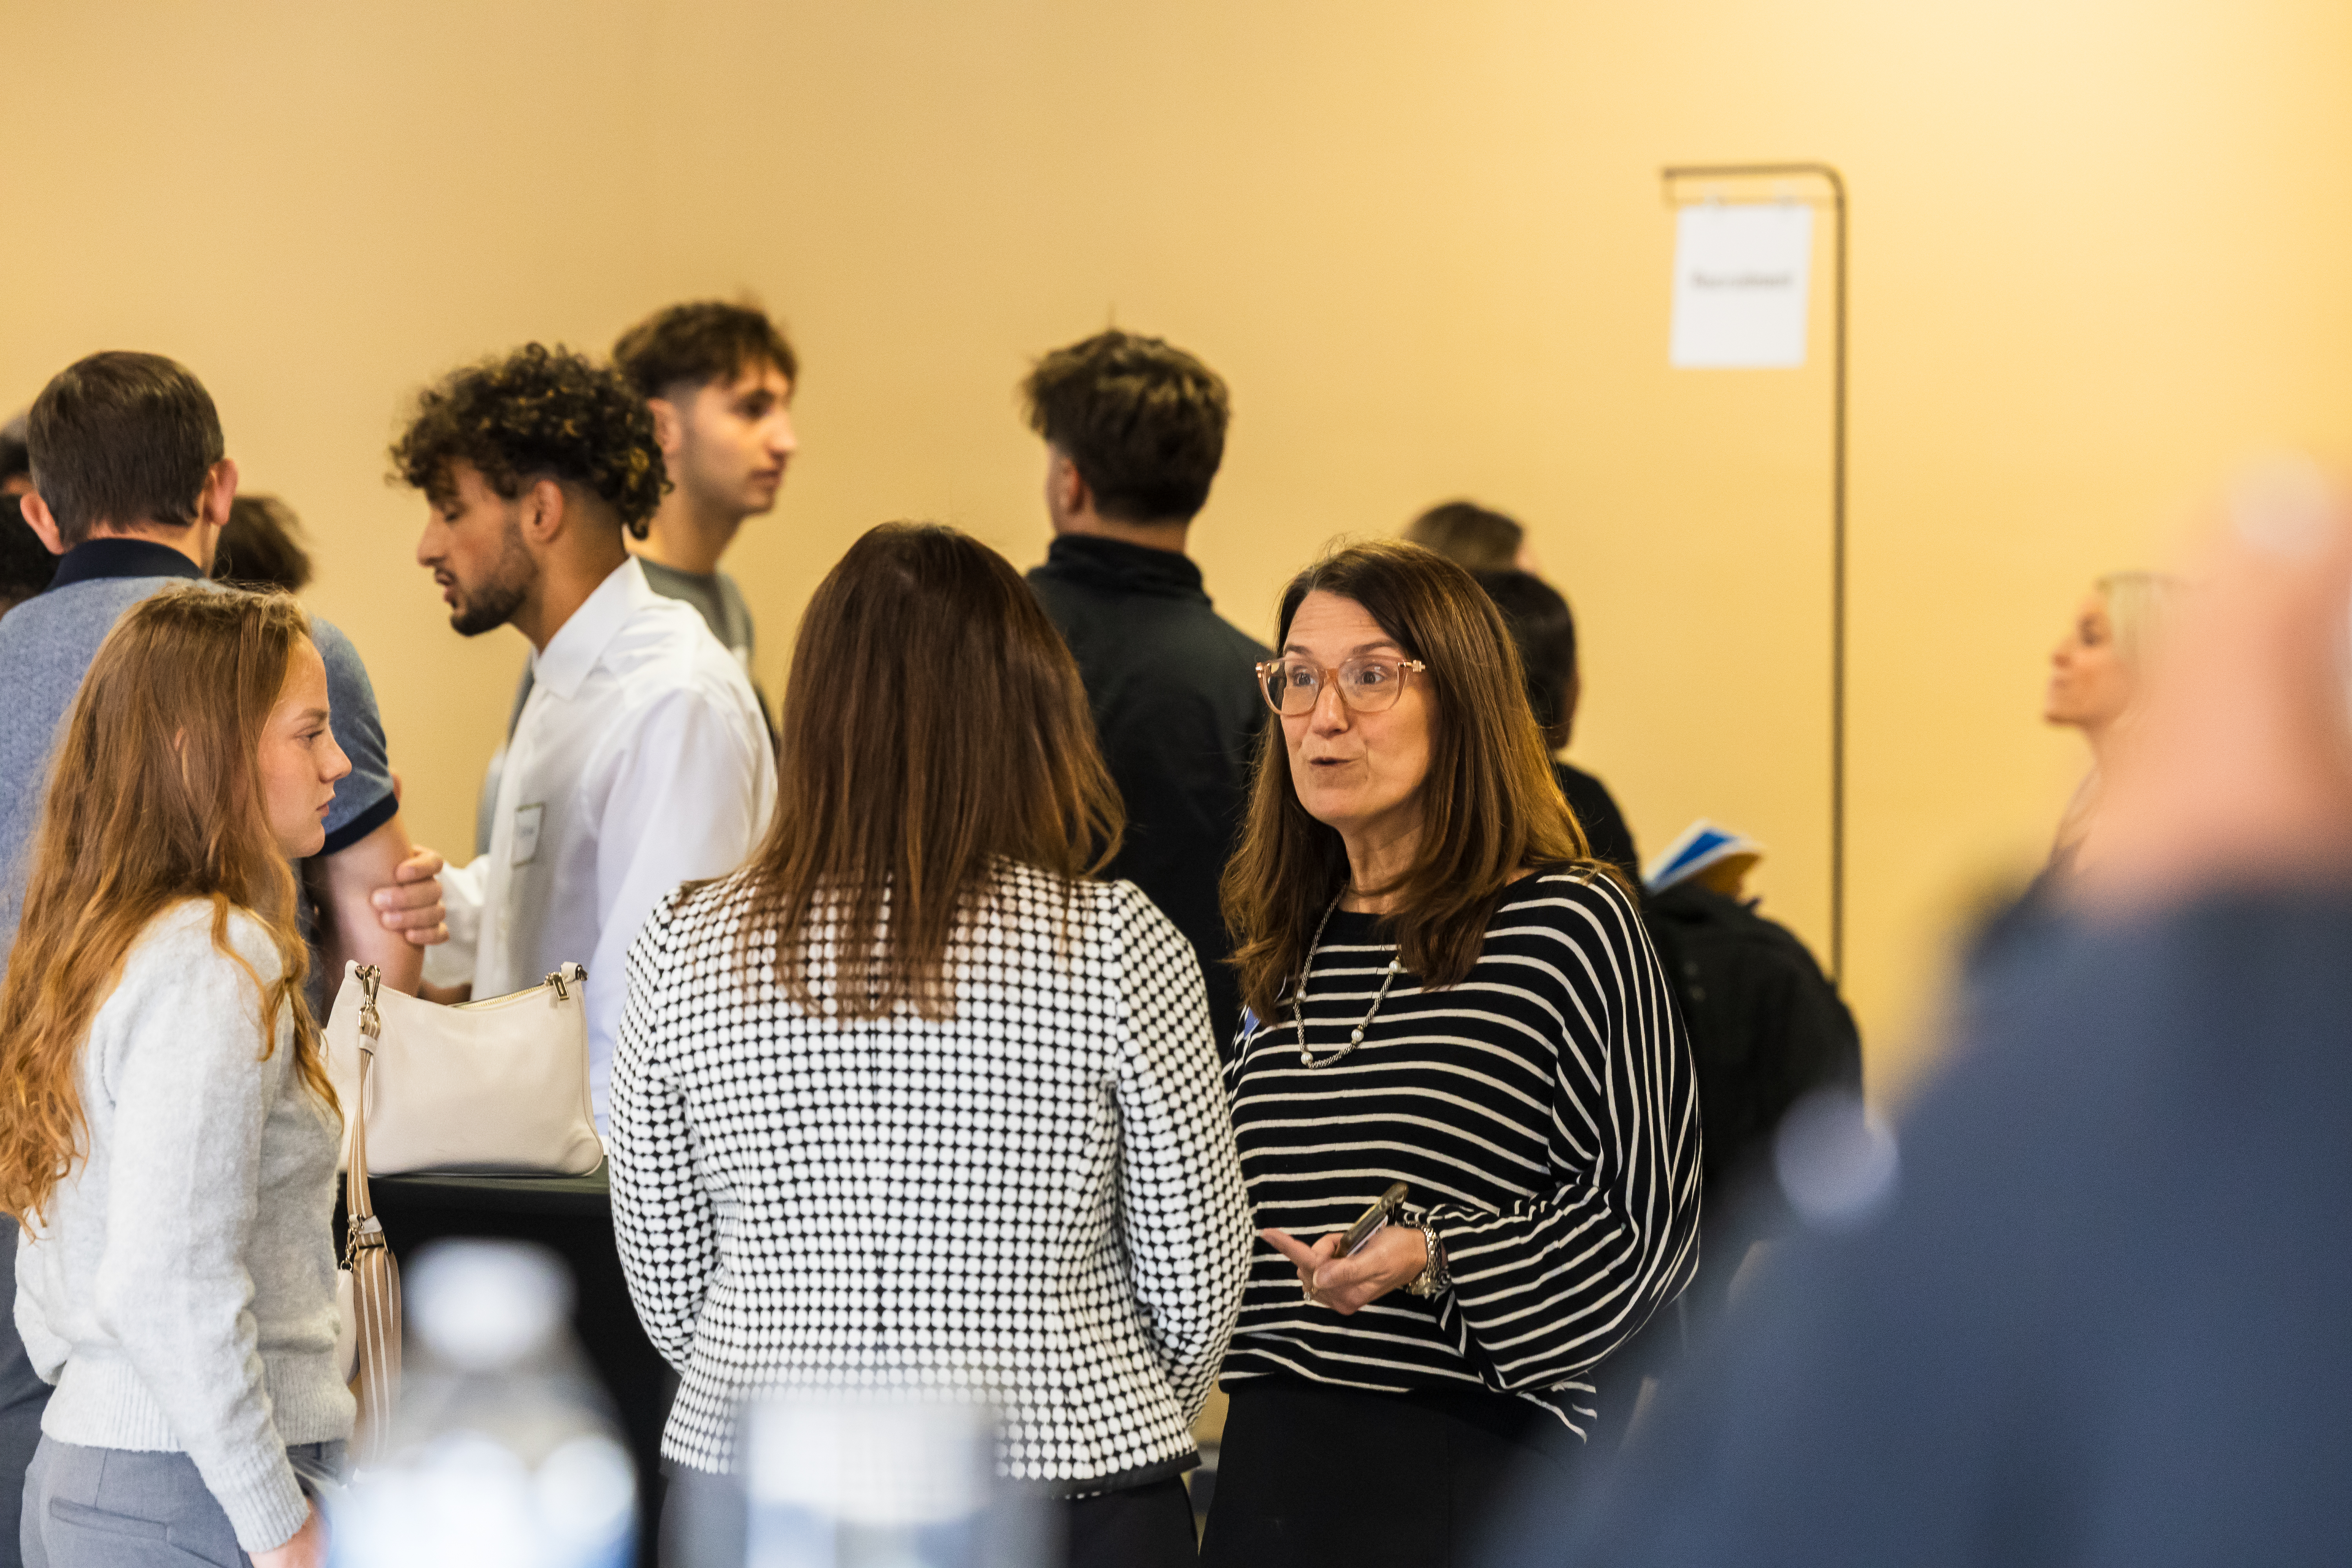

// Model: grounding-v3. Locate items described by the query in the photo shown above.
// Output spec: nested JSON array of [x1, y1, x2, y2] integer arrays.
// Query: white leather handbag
[[339, 982, 401, 1458], [321, 962, 604, 1176]]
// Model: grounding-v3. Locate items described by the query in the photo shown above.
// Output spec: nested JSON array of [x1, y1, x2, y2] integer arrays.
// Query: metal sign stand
[[1659, 161, 1849, 981]]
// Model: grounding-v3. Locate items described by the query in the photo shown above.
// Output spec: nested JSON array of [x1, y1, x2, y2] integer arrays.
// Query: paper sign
[[1670, 201, 1813, 368]]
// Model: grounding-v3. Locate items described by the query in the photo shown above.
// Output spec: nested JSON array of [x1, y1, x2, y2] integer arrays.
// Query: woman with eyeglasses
[[1198, 541, 1702, 1568]]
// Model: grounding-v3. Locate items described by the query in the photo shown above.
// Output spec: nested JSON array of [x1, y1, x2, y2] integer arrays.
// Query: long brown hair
[[1222, 539, 1607, 1021], [733, 523, 1123, 1020], [0, 584, 336, 1222]]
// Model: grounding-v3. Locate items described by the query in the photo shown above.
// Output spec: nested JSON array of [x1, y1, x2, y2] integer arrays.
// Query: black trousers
[[1063, 1478, 1198, 1568], [662, 1466, 1196, 1568], [1200, 1380, 1579, 1568]]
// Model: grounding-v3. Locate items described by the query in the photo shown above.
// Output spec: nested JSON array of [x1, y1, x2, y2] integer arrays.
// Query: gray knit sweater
[[14, 900, 354, 1553]]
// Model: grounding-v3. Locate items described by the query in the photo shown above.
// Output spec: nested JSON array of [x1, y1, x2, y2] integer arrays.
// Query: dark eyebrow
[[296, 708, 330, 724], [1279, 640, 1405, 658]]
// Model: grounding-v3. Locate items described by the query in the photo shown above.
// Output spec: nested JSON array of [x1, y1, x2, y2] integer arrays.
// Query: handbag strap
[[343, 965, 386, 1266]]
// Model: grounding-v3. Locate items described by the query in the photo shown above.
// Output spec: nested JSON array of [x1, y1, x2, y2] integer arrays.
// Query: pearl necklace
[[1294, 894, 1404, 1070]]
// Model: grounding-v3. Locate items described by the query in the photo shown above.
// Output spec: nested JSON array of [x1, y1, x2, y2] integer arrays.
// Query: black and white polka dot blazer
[[608, 861, 1252, 1493]]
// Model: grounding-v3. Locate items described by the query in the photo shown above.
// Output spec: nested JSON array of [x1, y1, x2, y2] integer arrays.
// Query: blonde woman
[[0, 585, 354, 1568], [2045, 572, 2183, 870]]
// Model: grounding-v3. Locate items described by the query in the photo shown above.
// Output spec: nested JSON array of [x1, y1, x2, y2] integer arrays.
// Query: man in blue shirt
[[0, 352, 449, 1567]]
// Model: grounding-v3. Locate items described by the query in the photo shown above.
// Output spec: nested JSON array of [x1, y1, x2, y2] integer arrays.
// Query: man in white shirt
[[472, 303, 799, 852], [392, 343, 775, 1121]]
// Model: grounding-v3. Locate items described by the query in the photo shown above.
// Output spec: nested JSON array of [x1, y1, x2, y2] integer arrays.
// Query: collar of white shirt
[[532, 557, 660, 701]]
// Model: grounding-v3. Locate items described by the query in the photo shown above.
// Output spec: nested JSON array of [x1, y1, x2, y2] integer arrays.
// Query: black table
[[339, 1165, 671, 1568]]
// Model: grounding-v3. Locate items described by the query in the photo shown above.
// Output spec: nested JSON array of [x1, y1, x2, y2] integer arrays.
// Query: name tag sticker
[[512, 803, 546, 866]]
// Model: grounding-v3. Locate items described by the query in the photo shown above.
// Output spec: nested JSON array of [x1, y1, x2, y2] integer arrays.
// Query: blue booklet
[[1643, 818, 1765, 895]]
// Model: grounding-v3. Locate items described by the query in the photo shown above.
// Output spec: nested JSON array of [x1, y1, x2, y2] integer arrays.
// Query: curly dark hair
[[389, 343, 668, 537]]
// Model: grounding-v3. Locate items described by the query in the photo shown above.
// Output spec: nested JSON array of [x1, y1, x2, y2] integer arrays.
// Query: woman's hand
[[250, 1498, 327, 1568], [1261, 1223, 1427, 1315]]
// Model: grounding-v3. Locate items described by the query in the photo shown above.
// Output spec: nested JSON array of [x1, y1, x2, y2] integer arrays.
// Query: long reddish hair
[[0, 584, 336, 1222], [1221, 540, 1612, 1021], [730, 523, 1123, 1020]]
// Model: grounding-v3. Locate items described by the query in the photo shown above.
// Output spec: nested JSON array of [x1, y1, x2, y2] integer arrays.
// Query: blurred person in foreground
[[1200, 541, 1700, 1567], [213, 494, 314, 592], [396, 344, 774, 1125], [2043, 570, 2183, 871], [609, 524, 1250, 1568], [1473, 568, 1639, 884], [1504, 463, 2352, 1565], [3, 587, 356, 1568], [1406, 498, 1539, 573], [1022, 328, 1270, 1048]]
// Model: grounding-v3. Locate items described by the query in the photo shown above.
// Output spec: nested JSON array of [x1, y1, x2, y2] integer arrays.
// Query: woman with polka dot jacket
[[608, 523, 1251, 1568], [1199, 541, 1704, 1568]]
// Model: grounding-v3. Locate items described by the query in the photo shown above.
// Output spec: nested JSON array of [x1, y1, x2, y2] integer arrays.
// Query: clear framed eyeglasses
[[1255, 656, 1428, 716]]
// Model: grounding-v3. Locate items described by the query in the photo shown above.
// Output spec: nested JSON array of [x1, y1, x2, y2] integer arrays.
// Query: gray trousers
[[20, 1438, 343, 1568], [0, 1227, 55, 1568]]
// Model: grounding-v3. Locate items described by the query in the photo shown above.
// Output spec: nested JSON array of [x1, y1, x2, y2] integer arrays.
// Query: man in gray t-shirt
[[0, 352, 450, 1568], [636, 554, 756, 663], [613, 298, 798, 672], [475, 301, 796, 849]]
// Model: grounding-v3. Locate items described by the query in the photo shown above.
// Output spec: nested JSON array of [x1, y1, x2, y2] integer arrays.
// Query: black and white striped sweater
[[1221, 868, 1703, 1434]]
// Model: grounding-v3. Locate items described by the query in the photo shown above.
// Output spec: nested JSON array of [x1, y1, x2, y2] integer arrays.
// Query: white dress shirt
[[426, 558, 776, 1121]]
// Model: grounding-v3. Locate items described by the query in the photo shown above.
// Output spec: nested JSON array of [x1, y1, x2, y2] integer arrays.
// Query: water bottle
[[740, 1394, 1046, 1568], [330, 1240, 638, 1568]]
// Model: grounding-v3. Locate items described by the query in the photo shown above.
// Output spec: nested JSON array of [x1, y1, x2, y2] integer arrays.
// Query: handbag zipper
[[444, 966, 585, 1013]]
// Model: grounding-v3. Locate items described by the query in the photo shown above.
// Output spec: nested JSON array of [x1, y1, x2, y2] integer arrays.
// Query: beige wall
[[9, 0, 2350, 1094]]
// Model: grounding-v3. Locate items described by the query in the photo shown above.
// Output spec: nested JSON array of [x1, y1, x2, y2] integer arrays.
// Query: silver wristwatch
[[1404, 1212, 1451, 1298]]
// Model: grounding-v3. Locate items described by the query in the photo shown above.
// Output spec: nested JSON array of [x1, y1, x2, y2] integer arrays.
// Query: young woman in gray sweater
[[0, 585, 356, 1568]]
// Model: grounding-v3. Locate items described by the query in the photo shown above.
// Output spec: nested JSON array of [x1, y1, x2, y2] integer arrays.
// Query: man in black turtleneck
[[1022, 330, 1269, 1050]]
